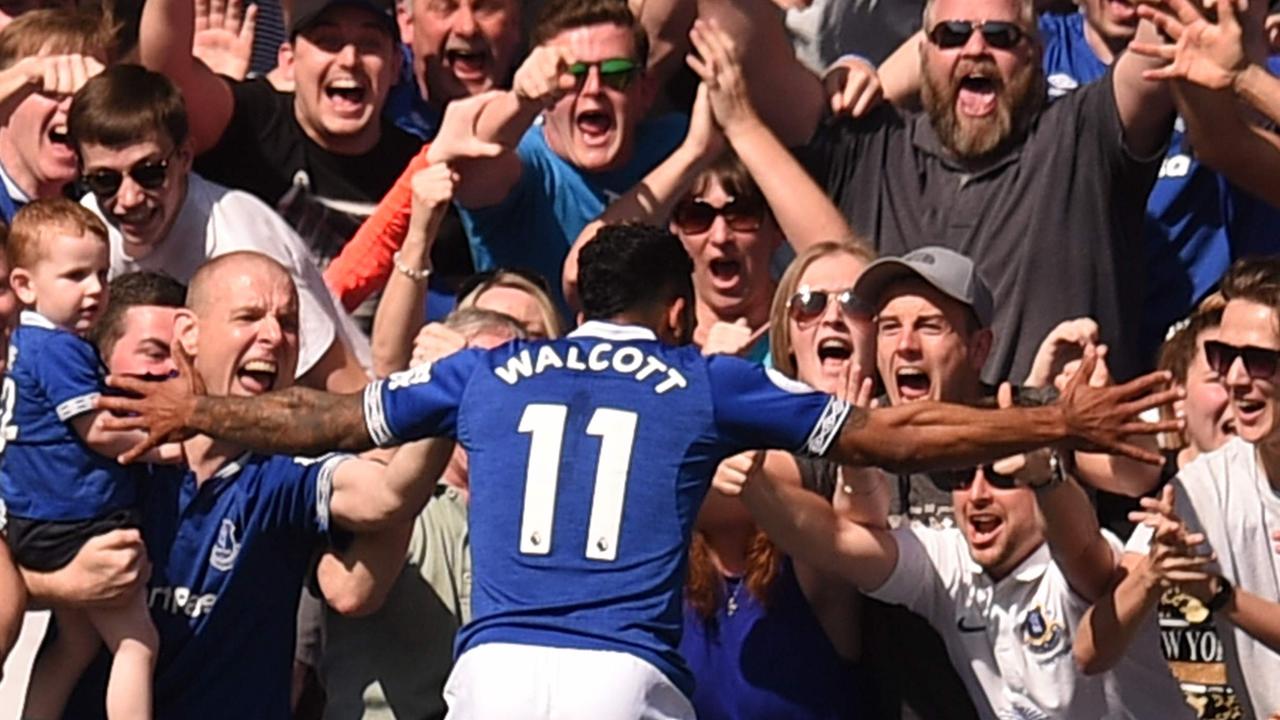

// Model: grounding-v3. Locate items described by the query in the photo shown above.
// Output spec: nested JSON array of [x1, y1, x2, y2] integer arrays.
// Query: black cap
[[290, 0, 398, 39]]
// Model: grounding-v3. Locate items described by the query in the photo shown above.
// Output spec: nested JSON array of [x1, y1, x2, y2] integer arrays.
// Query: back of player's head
[[69, 64, 189, 152], [8, 197, 109, 270], [186, 251, 295, 316], [0, 8, 113, 71], [532, 0, 648, 65], [578, 223, 693, 321], [91, 271, 186, 358]]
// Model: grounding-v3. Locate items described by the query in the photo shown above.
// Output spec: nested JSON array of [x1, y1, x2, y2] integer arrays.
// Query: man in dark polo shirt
[[136, 0, 420, 264], [806, 0, 1175, 383]]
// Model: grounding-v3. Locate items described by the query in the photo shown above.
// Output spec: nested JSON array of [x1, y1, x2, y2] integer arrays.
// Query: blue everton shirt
[[361, 320, 849, 696], [1040, 11, 1280, 360], [0, 311, 139, 522], [64, 451, 349, 719], [457, 115, 688, 312]]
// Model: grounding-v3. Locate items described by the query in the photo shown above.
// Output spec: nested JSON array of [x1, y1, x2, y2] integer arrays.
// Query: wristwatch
[[1206, 574, 1235, 613], [1028, 451, 1068, 492]]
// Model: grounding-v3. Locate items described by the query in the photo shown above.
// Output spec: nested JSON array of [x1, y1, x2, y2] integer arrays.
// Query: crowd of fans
[[0, 0, 1277, 717]]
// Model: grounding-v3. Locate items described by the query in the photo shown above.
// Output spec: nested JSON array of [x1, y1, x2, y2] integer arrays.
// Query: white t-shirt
[[869, 527, 1191, 720], [85, 173, 369, 376], [1127, 436, 1280, 720]]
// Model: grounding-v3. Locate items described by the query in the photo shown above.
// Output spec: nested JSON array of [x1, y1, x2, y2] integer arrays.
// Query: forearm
[[1114, 18, 1176, 157], [587, 144, 710, 233], [1072, 450, 1162, 498], [138, 0, 194, 76], [370, 221, 434, 377], [725, 118, 854, 252], [1075, 555, 1164, 674], [1233, 62, 1280, 125], [830, 465, 891, 529], [191, 387, 374, 455], [317, 524, 413, 616], [1175, 81, 1280, 206], [1222, 586, 1280, 653], [878, 31, 923, 109], [333, 438, 453, 530], [830, 403, 1068, 473], [1037, 476, 1117, 602]]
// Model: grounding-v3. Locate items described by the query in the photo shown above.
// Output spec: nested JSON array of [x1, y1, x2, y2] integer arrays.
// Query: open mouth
[[957, 75, 998, 117], [445, 48, 489, 78], [48, 124, 70, 145], [237, 358, 279, 394], [817, 337, 853, 374], [968, 512, 1003, 546], [895, 367, 932, 401], [709, 258, 741, 283], [1233, 397, 1266, 423], [324, 79, 368, 111], [576, 109, 614, 141]]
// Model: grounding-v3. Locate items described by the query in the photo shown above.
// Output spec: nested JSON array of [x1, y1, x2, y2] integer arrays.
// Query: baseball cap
[[290, 0, 398, 39], [852, 246, 995, 327]]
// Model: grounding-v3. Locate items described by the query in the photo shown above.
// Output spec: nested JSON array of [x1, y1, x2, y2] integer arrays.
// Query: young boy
[[0, 198, 178, 719]]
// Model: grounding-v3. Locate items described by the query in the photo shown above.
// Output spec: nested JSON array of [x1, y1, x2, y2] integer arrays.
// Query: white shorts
[[443, 642, 696, 720]]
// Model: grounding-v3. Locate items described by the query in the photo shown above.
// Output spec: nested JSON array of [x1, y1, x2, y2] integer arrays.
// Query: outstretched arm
[[329, 437, 455, 531]]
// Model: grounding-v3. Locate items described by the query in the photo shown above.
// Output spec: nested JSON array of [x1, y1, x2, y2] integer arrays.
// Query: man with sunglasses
[[1099, 257, 1280, 720], [71, 65, 370, 393], [806, 0, 1176, 386]]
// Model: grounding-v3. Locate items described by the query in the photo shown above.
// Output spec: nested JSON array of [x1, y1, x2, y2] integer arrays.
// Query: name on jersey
[[149, 585, 217, 618], [494, 343, 688, 394]]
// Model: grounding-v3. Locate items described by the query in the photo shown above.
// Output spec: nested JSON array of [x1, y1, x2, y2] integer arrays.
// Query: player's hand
[[711, 450, 764, 497], [1057, 345, 1182, 464], [96, 343, 203, 464], [425, 90, 507, 164], [1027, 317, 1100, 389], [410, 322, 468, 367], [686, 19, 762, 137], [512, 45, 577, 108], [1131, 0, 1250, 90], [824, 55, 884, 118], [701, 318, 767, 357], [192, 0, 258, 81]]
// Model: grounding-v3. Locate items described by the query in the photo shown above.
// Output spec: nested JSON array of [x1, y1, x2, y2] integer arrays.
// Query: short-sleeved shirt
[[1126, 437, 1280, 720], [869, 530, 1192, 719], [804, 70, 1164, 383], [1040, 11, 1280, 362], [86, 173, 370, 375], [0, 311, 140, 522], [63, 451, 351, 719], [457, 115, 688, 311], [361, 320, 849, 695]]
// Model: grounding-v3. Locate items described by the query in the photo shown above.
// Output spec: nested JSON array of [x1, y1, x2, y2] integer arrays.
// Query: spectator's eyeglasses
[[929, 465, 1020, 491], [568, 58, 641, 91], [1204, 339, 1280, 379], [927, 20, 1027, 50], [673, 198, 765, 234], [787, 286, 873, 323], [82, 152, 174, 198]]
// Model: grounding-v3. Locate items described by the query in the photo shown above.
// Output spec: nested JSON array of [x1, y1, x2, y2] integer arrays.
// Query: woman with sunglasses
[[679, 241, 881, 720]]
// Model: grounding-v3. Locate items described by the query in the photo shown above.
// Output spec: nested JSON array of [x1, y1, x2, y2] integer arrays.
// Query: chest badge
[[209, 518, 241, 572], [1021, 604, 1064, 655]]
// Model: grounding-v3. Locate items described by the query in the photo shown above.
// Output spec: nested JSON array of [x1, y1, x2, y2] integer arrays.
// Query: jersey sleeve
[[35, 332, 106, 422], [260, 453, 351, 540], [706, 355, 850, 457], [362, 349, 481, 447]]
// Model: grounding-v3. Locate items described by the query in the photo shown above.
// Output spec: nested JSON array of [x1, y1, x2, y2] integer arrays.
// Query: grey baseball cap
[[853, 246, 994, 327]]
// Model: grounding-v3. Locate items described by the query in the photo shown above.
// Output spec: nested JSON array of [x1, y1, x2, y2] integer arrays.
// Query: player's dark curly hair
[[578, 223, 693, 321]]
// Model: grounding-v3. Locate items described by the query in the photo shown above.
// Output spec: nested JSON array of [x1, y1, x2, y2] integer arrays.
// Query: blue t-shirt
[[680, 560, 871, 719], [63, 451, 348, 719], [362, 320, 849, 695], [1040, 11, 1280, 360], [0, 311, 139, 522], [457, 115, 688, 311]]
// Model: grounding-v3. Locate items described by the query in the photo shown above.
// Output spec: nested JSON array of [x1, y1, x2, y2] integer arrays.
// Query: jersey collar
[[966, 540, 1052, 585], [19, 310, 57, 330], [568, 320, 658, 342]]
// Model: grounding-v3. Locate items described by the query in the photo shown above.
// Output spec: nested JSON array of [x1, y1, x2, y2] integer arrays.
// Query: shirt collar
[[568, 320, 658, 342], [0, 161, 30, 204], [965, 541, 1052, 585], [19, 310, 57, 330]]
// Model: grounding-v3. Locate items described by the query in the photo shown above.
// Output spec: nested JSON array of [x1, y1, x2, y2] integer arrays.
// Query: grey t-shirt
[[805, 70, 1166, 383]]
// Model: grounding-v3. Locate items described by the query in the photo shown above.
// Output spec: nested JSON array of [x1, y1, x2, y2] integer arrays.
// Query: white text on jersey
[[495, 343, 688, 394]]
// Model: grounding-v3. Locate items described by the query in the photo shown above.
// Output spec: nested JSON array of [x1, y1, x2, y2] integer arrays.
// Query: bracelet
[[393, 250, 431, 282]]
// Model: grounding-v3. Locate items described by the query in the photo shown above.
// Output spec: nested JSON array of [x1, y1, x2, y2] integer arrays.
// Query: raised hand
[[1057, 346, 1183, 463], [14, 53, 104, 100], [192, 0, 258, 81], [1027, 317, 1100, 389], [701, 318, 768, 357], [711, 450, 764, 498], [512, 45, 577, 109], [425, 90, 508, 163], [1129, 485, 1215, 587], [823, 55, 885, 118], [1131, 0, 1249, 90], [411, 322, 468, 367], [408, 162, 459, 239], [686, 19, 760, 137]]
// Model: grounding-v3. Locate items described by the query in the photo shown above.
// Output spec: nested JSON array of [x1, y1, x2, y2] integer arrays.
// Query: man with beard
[[806, 0, 1176, 385]]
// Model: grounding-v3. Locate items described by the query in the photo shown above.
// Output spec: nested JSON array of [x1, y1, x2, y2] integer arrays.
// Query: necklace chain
[[725, 577, 745, 616]]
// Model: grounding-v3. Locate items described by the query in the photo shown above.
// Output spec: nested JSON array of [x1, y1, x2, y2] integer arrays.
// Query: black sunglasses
[[673, 198, 765, 235], [930, 465, 1020, 491], [927, 20, 1027, 50], [787, 286, 873, 323], [1204, 339, 1280, 379], [82, 152, 175, 198]]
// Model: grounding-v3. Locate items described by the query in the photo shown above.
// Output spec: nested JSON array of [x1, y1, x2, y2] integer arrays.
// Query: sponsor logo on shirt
[[148, 585, 218, 618], [388, 363, 433, 390], [209, 518, 240, 572]]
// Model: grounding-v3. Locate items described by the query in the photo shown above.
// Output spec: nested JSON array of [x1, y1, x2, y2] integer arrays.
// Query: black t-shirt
[[804, 69, 1166, 383]]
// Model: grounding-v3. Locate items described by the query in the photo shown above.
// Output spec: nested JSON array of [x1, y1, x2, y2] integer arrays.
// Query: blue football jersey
[[63, 451, 349, 719], [0, 311, 140, 522], [1040, 12, 1280, 358], [362, 321, 849, 694]]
